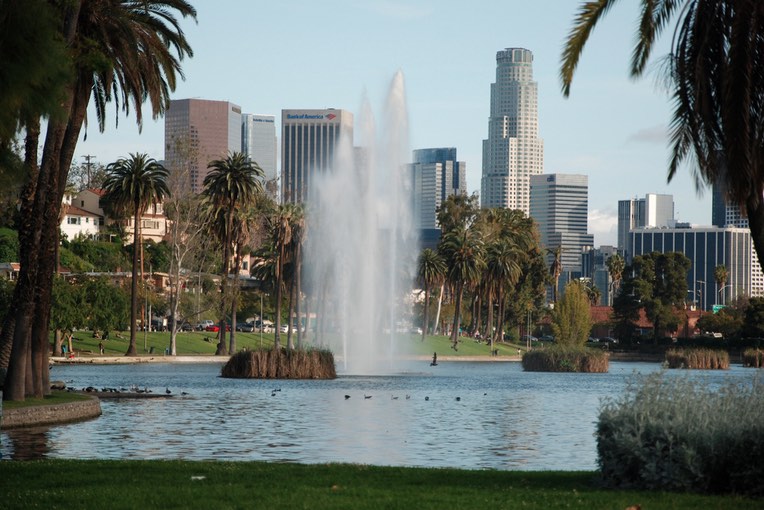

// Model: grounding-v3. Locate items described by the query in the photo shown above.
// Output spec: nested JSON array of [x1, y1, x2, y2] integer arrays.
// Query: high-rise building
[[628, 225, 752, 310], [164, 98, 242, 193], [711, 180, 764, 296], [410, 148, 466, 229], [481, 48, 544, 213], [281, 109, 353, 204], [530, 174, 594, 277], [582, 245, 620, 306], [617, 193, 674, 254], [242, 113, 277, 186]]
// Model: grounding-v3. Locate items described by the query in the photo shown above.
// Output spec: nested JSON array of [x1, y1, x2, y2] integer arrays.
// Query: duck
[[364, 394, 372, 399], [344, 395, 351, 400]]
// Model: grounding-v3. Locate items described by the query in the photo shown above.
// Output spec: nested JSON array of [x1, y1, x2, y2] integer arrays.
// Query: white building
[[481, 48, 544, 213], [61, 191, 104, 241], [530, 173, 593, 275], [617, 193, 675, 255]]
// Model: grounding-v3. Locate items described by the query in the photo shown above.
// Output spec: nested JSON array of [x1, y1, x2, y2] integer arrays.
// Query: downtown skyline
[[74, 1, 712, 247]]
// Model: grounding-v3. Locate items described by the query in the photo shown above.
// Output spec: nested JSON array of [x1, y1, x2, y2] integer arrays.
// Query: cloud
[[627, 124, 668, 144], [589, 209, 618, 247]]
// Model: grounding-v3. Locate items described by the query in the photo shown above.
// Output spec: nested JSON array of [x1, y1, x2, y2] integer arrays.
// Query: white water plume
[[305, 71, 417, 374]]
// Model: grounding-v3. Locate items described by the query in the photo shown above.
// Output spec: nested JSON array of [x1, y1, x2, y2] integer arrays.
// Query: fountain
[[306, 71, 417, 374]]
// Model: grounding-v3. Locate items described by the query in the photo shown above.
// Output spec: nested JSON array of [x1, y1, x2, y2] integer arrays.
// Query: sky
[[75, 0, 713, 247]]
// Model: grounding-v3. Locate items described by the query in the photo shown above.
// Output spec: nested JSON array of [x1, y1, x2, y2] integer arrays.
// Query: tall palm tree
[[547, 246, 564, 305], [417, 248, 446, 342], [606, 253, 625, 305], [102, 153, 170, 356], [485, 240, 522, 349], [439, 226, 485, 351], [560, 0, 764, 272], [273, 204, 296, 350], [290, 205, 306, 350], [202, 152, 263, 355], [714, 264, 729, 305], [1, 0, 195, 401]]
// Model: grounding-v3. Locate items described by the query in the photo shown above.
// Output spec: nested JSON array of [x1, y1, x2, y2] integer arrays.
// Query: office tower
[[410, 148, 467, 229], [711, 180, 764, 296], [582, 245, 620, 306], [281, 109, 353, 203], [617, 193, 674, 254], [242, 113, 277, 186], [530, 173, 594, 277], [628, 225, 752, 310], [164, 99, 242, 193], [481, 47, 544, 213]]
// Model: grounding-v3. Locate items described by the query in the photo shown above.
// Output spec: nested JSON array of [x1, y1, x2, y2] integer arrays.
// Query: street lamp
[[697, 280, 706, 312], [687, 289, 696, 309], [718, 284, 735, 306]]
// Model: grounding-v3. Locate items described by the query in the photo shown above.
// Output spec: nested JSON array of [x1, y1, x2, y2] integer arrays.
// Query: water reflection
[[1, 362, 756, 469]]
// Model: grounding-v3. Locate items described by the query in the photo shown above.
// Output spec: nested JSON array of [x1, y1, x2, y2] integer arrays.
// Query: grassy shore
[[58, 330, 526, 359], [0, 460, 759, 510]]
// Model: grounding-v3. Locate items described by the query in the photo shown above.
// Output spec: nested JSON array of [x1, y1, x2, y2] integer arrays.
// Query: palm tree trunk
[[486, 289, 494, 348], [295, 242, 302, 350], [433, 283, 445, 335], [126, 207, 140, 356], [450, 283, 463, 350], [274, 244, 285, 350], [495, 290, 505, 348], [287, 277, 295, 350], [422, 285, 430, 342], [217, 211, 233, 356], [229, 248, 242, 354]]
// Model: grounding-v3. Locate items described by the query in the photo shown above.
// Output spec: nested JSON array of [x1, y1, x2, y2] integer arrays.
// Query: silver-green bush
[[597, 372, 764, 495]]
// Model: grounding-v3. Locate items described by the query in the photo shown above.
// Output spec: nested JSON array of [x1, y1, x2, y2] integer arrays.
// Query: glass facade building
[[281, 109, 353, 204], [242, 113, 277, 190], [410, 148, 466, 229], [165, 99, 242, 193]]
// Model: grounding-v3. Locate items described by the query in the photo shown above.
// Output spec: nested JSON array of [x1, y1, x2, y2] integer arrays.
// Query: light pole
[[718, 284, 735, 306], [697, 280, 706, 312], [687, 289, 695, 309]]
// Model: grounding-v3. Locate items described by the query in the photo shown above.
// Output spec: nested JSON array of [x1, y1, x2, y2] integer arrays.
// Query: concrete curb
[[2, 395, 102, 429]]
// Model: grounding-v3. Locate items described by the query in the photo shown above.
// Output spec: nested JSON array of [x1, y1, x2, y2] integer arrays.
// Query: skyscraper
[[617, 193, 674, 255], [281, 109, 353, 204], [530, 174, 594, 276], [410, 148, 466, 229], [164, 98, 242, 193], [242, 113, 277, 187], [481, 48, 544, 213]]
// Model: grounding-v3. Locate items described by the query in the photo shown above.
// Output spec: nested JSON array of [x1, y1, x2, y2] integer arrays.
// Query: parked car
[[279, 324, 289, 333], [601, 336, 618, 344], [179, 322, 194, 332], [205, 323, 231, 333], [197, 320, 214, 331], [520, 335, 538, 343], [236, 322, 255, 332]]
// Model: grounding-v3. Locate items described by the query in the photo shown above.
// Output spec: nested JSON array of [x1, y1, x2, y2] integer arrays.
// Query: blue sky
[[76, 0, 713, 246]]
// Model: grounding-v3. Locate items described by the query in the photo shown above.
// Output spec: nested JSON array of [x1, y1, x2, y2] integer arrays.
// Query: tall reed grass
[[597, 372, 764, 495], [221, 348, 336, 379], [742, 348, 764, 368], [665, 348, 729, 369], [521, 346, 609, 373]]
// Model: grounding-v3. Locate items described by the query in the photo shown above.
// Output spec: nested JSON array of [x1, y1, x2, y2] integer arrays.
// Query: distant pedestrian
[[98, 342, 104, 355]]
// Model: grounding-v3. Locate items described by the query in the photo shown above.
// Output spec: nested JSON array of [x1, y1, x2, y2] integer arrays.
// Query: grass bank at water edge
[[0, 460, 760, 510]]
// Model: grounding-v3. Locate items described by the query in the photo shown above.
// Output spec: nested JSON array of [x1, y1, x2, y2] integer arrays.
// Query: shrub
[[665, 348, 729, 369], [597, 372, 764, 495], [521, 346, 609, 373], [742, 348, 764, 368], [221, 348, 336, 379]]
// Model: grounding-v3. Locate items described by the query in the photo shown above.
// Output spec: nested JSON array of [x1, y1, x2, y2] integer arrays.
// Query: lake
[[1, 361, 756, 469]]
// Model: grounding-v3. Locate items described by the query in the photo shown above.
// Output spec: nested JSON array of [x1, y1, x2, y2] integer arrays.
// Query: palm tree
[[547, 246, 564, 305], [102, 154, 170, 356], [485, 240, 522, 349], [290, 205, 306, 350], [606, 253, 625, 305], [417, 248, 446, 342], [273, 204, 296, 350], [202, 152, 263, 355], [439, 226, 485, 350], [1, 0, 195, 401], [560, 0, 764, 273], [714, 264, 729, 305]]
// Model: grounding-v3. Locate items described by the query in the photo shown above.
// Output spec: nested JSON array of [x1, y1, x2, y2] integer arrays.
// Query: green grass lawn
[[2, 391, 90, 410], [62, 330, 527, 358], [0, 460, 759, 510]]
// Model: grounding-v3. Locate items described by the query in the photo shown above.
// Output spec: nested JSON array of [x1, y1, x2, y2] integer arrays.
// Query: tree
[[201, 152, 263, 355], [606, 253, 625, 305], [0, 0, 196, 402], [484, 240, 521, 348], [272, 204, 295, 350], [714, 264, 729, 305], [547, 246, 563, 304], [561, 0, 764, 275], [102, 154, 170, 356], [438, 226, 485, 350], [416, 248, 446, 342], [551, 280, 592, 347]]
